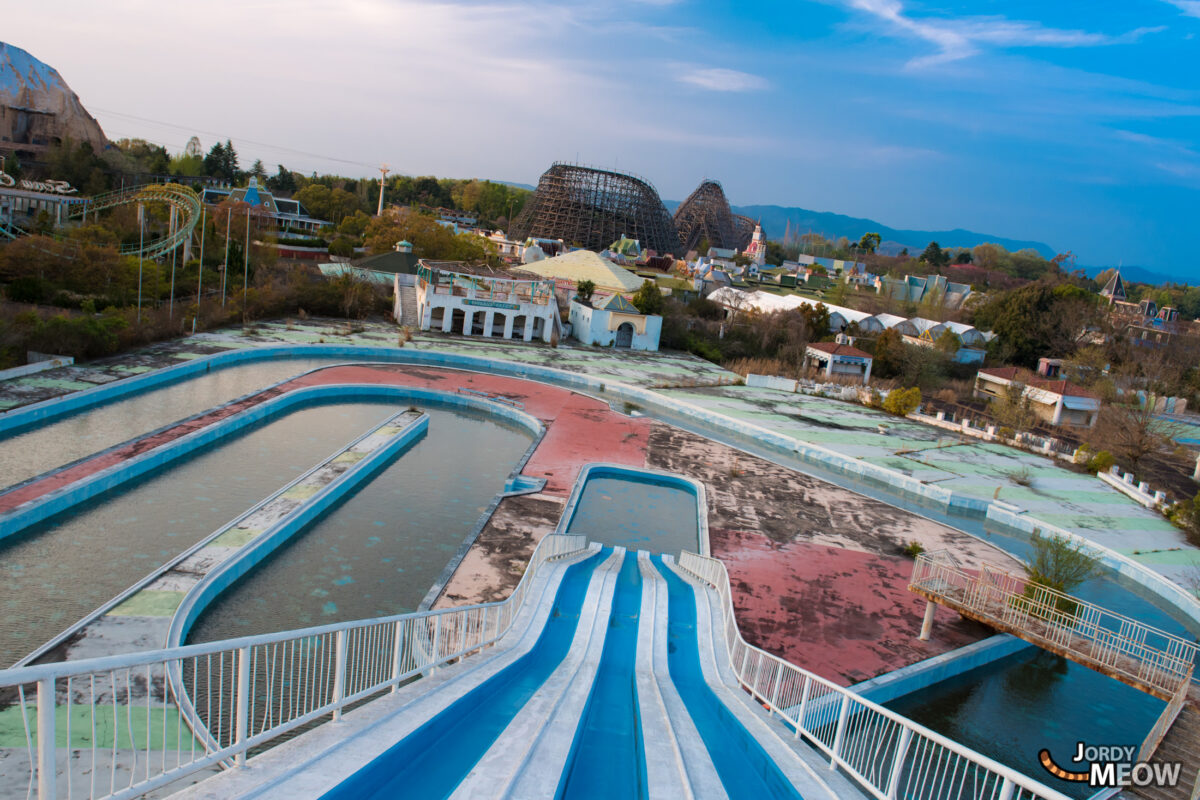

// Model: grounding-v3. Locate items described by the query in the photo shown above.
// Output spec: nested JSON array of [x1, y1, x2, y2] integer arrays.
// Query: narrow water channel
[[0, 357, 348, 490], [0, 401, 397, 666], [187, 407, 533, 641]]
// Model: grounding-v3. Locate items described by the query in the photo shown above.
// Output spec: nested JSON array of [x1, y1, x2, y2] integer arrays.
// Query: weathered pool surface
[[564, 474, 700, 556]]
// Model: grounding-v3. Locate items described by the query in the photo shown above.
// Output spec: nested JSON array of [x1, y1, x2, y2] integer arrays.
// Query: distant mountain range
[[1079, 264, 1181, 286], [723, 204, 1057, 260], [499, 180, 1185, 286]]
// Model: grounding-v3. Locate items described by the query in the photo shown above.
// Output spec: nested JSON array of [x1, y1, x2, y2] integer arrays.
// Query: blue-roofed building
[[200, 177, 330, 234]]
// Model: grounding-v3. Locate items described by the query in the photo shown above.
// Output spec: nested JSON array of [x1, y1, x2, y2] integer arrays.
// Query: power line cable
[[91, 107, 384, 172]]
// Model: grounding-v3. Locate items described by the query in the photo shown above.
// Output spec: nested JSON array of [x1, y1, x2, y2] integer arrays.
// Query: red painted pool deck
[[713, 528, 994, 686], [4, 362, 999, 685]]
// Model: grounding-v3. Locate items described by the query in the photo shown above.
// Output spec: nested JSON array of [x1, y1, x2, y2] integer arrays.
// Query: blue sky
[[8, 1, 1199, 277]]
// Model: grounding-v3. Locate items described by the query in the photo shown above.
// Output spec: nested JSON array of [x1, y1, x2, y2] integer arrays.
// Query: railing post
[[768, 666, 782, 716], [829, 694, 850, 769], [794, 675, 811, 739], [429, 616, 443, 675], [37, 677, 55, 800], [235, 646, 250, 766], [886, 728, 912, 799], [332, 630, 348, 721], [997, 777, 1015, 800], [391, 620, 406, 693]]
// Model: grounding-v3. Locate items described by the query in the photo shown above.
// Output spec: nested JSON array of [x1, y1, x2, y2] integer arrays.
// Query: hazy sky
[[9, 1, 1200, 275]]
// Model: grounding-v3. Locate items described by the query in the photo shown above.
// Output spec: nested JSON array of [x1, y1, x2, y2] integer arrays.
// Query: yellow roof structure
[[514, 250, 644, 293]]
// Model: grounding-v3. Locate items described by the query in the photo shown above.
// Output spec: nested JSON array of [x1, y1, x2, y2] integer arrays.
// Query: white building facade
[[408, 261, 560, 342], [568, 296, 662, 351]]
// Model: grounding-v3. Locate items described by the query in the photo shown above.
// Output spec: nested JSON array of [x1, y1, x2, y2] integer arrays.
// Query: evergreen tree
[[267, 164, 297, 194]]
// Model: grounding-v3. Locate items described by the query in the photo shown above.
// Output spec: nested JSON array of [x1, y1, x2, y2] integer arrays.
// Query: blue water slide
[[556, 550, 648, 799], [651, 554, 804, 800], [320, 548, 609, 800]]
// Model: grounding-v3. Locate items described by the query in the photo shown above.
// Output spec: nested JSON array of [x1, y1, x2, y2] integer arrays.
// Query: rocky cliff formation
[[1, 41, 107, 154]]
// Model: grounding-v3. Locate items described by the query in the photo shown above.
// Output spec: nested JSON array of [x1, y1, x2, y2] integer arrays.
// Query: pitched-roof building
[[803, 340, 873, 384], [974, 366, 1100, 428]]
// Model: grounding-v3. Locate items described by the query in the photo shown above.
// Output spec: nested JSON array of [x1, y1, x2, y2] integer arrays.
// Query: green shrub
[[1020, 531, 1100, 615], [882, 386, 921, 416], [902, 541, 925, 558], [328, 237, 356, 257], [1086, 450, 1114, 475]]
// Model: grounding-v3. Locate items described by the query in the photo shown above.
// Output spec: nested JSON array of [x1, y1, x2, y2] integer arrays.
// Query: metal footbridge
[[0, 182, 201, 260], [908, 552, 1197, 700], [0, 538, 1077, 800]]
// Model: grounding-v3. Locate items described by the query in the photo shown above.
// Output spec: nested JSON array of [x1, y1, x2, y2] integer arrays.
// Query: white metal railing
[[1137, 674, 1191, 762], [909, 553, 1198, 697], [676, 551, 1073, 800], [0, 534, 588, 800]]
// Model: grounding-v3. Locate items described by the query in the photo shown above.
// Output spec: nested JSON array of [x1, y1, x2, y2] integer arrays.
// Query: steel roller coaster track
[[0, 182, 202, 260]]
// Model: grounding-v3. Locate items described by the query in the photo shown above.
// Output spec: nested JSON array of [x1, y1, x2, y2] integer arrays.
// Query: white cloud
[[675, 67, 769, 91], [844, 0, 1164, 68], [1162, 0, 1200, 18]]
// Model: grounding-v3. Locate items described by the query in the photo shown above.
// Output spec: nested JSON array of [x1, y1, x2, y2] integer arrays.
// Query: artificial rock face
[[1, 41, 107, 155]]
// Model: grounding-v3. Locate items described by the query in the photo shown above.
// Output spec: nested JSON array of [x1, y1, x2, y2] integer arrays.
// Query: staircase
[[396, 283, 419, 327], [1130, 702, 1200, 800]]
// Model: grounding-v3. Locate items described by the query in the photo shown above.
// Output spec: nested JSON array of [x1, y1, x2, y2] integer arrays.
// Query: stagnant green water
[[188, 407, 532, 640], [0, 357, 348, 490], [0, 402, 396, 666]]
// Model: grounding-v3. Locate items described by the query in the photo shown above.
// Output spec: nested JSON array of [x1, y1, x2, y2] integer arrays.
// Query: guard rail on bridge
[[908, 552, 1197, 700]]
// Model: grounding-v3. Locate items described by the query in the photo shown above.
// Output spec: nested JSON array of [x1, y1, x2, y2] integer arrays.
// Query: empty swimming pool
[[563, 465, 703, 556]]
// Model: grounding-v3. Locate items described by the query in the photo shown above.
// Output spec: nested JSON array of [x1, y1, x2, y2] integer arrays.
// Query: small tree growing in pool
[[1021, 531, 1100, 615]]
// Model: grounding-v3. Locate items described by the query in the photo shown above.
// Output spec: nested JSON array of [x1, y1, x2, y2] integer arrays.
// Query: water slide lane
[[555, 550, 648, 800], [319, 547, 610, 800], [651, 554, 804, 800]]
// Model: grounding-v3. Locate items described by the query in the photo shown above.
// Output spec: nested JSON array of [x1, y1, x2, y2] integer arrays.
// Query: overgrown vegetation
[[882, 387, 921, 416], [1022, 531, 1100, 609], [1165, 492, 1200, 547]]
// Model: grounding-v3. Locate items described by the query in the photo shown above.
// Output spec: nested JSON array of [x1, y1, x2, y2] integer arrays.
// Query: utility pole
[[221, 208, 231, 306], [376, 164, 390, 216], [137, 204, 144, 324], [243, 205, 251, 322], [194, 203, 207, 333], [168, 205, 177, 321]]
